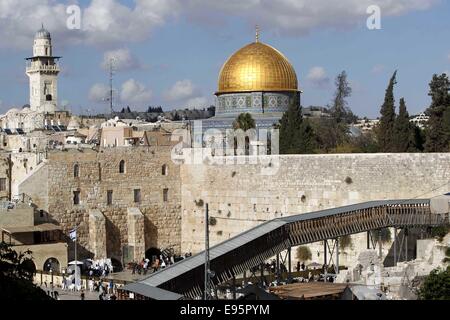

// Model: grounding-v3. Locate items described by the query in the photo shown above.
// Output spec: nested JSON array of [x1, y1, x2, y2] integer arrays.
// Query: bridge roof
[[124, 198, 431, 296]]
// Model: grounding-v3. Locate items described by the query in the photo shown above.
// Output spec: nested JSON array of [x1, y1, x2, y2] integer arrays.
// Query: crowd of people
[[86, 259, 114, 278], [129, 252, 193, 275]]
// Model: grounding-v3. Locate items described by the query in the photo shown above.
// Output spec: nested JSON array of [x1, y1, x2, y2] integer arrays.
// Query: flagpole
[[72, 226, 79, 291]]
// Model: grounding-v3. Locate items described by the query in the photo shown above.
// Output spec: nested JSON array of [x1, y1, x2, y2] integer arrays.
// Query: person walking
[[296, 261, 300, 273], [80, 290, 85, 301]]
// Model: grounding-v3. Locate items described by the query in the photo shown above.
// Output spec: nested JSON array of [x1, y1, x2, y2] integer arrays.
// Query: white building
[[0, 26, 70, 133], [26, 25, 60, 113], [410, 112, 429, 129]]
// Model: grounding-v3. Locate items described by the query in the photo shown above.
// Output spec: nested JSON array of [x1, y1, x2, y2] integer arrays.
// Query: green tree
[[296, 246, 312, 261], [330, 71, 356, 124], [393, 98, 422, 152], [0, 242, 51, 300], [377, 71, 398, 152], [233, 113, 256, 131], [310, 118, 349, 153], [279, 96, 316, 154], [418, 266, 450, 300], [424, 74, 450, 152]]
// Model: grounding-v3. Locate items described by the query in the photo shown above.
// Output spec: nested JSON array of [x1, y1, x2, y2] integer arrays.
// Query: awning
[[122, 283, 184, 300], [2, 223, 62, 234]]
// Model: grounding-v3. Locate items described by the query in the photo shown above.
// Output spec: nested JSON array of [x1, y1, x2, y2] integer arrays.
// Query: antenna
[[109, 58, 116, 115]]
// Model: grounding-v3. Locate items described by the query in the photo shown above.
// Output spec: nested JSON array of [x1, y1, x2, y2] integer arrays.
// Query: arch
[[111, 258, 123, 272], [43, 257, 60, 272], [145, 247, 162, 261], [119, 160, 126, 174], [162, 164, 168, 176], [74, 163, 80, 178]]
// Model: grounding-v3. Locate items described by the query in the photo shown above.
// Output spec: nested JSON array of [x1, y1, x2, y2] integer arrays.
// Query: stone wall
[[19, 146, 181, 262], [180, 153, 450, 254], [0, 153, 10, 200], [88, 209, 107, 259]]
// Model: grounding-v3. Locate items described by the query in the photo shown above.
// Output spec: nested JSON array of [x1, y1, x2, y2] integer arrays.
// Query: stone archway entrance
[[43, 257, 60, 272], [145, 247, 161, 261]]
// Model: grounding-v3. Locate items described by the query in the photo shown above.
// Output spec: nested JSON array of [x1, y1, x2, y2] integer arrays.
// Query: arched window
[[74, 164, 80, 178], [43, 258, 60, 272], [162, 164, 168, 176], [119, 160, 126, 174]]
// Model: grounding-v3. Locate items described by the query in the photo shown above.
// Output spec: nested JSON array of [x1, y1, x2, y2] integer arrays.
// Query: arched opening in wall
[[119, 160, 126, 174], [46, 94, 52, 101], [145, 247, 162, 261], [162, 164, 168, 176], [111, 258, 123, 272], [74, 164, 80, 178], [245, 136, 250, 156], [43, 257, 60, 273]]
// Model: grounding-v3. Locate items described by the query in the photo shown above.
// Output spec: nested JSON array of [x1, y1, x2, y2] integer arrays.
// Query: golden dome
[[217, 41, 298, 95]]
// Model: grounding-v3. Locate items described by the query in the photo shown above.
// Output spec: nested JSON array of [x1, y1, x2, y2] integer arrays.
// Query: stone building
[[19, 147, 181, 267], [0, 199, 67, 272]]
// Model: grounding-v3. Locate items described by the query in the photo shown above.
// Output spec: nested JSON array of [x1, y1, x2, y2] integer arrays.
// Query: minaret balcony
[[26, 64, 60, 73]]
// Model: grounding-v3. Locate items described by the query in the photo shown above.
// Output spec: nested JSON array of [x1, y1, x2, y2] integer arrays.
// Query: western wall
[[17, 150, 450, 268], [180, 152, 450, 266]]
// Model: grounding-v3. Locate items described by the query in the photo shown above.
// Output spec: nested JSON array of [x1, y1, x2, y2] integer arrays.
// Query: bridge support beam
[[288, 247, 292, 282], [276, 253, 280, 283], [232, 275, 236, 300], [324, 238, 340, 276], [260, 263, 265, 288]]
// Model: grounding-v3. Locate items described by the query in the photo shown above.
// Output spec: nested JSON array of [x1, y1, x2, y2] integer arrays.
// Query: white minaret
[[26, 24, 60, 113]]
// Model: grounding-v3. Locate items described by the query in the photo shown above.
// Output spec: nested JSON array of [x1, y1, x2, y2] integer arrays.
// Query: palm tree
[[233, 113, 256, 131]]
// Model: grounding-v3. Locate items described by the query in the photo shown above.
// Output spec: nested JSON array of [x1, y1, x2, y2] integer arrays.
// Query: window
[[74, 164, 80, 178], [163, 189, 169, 202], [134, 189, 141, 204], [73, 191, 80, 205], [162, 164, 168, 176], [0, 178, 6, 192], [119, 160, 126, 174], [107, 190, 113, 206]]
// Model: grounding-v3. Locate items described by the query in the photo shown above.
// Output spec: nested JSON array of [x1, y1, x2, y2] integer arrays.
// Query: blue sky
[[0, 0, 449, 118]]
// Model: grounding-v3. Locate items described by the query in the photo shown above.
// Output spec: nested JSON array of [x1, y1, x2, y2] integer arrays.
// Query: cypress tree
[[424, 73, 450, 152], [279, 95, 315, 154], [394, 98, 421, 152], [377, 71, 397, 152]]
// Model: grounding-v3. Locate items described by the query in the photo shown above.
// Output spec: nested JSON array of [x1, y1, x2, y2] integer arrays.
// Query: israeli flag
[[69, 228, 77, 242]]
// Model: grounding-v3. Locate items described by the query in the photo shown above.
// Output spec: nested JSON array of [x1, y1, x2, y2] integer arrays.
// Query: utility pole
[[105, 58, 116, 116], [110, 58, 115, 114], [204, 203, 210, 300]]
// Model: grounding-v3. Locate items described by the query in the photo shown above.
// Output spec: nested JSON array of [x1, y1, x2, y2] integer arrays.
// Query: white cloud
[[183, 0, 438, 35], [0, 0, 438, 50], [372, 64, 386, 74], [447, 53, 450, 62], [163, 79, 208, 109], [185, 97, 208, 109], [101, 48, 141, 71], [88, 83, 109, 102], [0, 0, 179, 49], [120, 79, 152, 105], [306, 66, 330, 88], [163, 79, 200, 101]]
